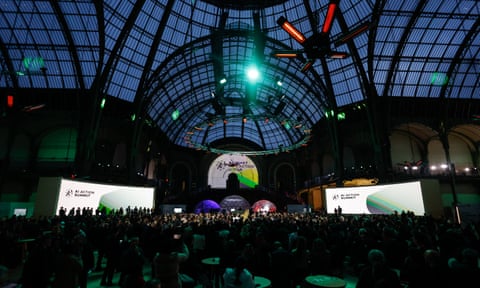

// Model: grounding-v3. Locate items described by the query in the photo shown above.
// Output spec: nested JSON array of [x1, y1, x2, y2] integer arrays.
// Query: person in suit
[[270, 241, 293, 288], [356, 249, 401, 288]]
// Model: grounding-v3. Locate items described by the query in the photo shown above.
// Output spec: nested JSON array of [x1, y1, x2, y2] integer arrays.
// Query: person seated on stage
[[152, 233, 190, 288], [223, 256, 255, 288]]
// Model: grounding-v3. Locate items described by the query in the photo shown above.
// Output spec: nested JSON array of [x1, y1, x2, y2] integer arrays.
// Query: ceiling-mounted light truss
[[183, 114, 312, 156]]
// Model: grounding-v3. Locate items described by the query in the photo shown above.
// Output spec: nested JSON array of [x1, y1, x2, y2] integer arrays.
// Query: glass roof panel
[[0, 0, 478, 154]]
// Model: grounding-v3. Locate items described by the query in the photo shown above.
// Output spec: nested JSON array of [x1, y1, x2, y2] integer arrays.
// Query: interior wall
[[389, 125, 477, 177], [390, 132, 423, 171], [33, 177, 62, 217], [448, 134, 475, 172], [419, 179, 443, 218]]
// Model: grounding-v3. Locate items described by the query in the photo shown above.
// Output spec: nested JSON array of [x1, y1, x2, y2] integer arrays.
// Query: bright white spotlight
[[246, 65, 260, 82]]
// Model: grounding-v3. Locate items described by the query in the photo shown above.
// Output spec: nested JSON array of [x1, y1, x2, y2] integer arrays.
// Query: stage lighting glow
[[171, 109, 180, 120], [246, 65, 260, 82]]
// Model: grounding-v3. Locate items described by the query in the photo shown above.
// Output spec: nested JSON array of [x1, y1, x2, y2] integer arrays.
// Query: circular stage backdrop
[[219, 195, 250, 211], [194, 199, 221, 214], [208, 154, 259, 189], [251, 199, 277, 213]]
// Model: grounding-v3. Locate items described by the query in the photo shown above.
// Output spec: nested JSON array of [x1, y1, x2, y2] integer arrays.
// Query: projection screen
[[56, 178, 155, 215], [325, 181, 425, 215]]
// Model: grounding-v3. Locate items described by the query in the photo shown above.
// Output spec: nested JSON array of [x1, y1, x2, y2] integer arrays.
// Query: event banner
[[208, 154, 259, 189], [325, 181, 425, 215], [57, 178, 155, 214]]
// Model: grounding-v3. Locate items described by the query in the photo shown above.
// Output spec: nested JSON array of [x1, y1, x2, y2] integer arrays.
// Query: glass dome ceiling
[[0, 0, 478, 155]]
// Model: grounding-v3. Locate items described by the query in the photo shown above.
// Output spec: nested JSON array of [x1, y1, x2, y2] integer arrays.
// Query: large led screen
[[208, 154, 259, 189], [56, 179, 155, 214], [325, 181, 425, 215]]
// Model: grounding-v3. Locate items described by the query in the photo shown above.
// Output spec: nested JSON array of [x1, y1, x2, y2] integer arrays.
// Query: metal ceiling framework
[[0, 0, 479, 156]]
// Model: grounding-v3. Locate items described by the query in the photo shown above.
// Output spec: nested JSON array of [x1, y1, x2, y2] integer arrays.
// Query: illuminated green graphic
[[237, 171, 257, 188]]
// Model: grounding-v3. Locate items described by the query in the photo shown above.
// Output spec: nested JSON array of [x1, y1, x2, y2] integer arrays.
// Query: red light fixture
[[322, 1, 338, 34], [301, 60, 314, 72], [277, 16, 306, 44], [272, 50, 300, 58], [329, 52, 349, 59], [335, 22, 370, 46], [7, 95, 14, 108]]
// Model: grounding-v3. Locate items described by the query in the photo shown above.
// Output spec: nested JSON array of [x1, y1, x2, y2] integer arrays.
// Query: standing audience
[[290, 235, 310, 287], [20, 232, 56, 288], [101, 223, 124, 286], [0, 209, 478, 288], [447, 247, 480, 287], [309, 237, 332, 276], [119, 236, 146, 287], [51, 243, 83, 288]]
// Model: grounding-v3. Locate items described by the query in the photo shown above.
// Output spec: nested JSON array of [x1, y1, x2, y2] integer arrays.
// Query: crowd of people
[[0, 207, 479, 288]]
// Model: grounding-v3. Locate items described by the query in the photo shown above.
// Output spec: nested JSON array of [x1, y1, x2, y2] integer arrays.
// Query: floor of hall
[[6, 252, 358, 288], [86, 258, 358, 288]]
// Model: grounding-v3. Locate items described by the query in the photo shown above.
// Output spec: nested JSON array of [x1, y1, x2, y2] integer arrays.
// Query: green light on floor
[[171, 109, 180, 121], [131, 114, 136, 121], [337, 112, 346, 121], [100, 98, 106, 109]]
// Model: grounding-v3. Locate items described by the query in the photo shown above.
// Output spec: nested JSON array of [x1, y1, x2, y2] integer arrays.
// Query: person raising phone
[[152, 232, 190, 288]]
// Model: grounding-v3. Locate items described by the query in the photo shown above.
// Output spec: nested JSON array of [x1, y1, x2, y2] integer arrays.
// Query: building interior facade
[[0, 0, 479, 216]]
